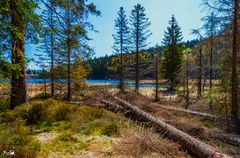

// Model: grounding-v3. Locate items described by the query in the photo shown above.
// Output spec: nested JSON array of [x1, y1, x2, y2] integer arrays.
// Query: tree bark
[[10, 0, 27, 109], [197, 48, 202, 99], [67, 8, 71, 101], [120, 23, 124, 93], [231, 0, 239, 126], [185, 51, 189, 109], [135, 9, 139, 93], [155, 54, 159, 101], [50, 6, 55, 96]]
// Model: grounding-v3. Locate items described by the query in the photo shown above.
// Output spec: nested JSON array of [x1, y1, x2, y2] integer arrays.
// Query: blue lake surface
[[25, 78, 170, 88]]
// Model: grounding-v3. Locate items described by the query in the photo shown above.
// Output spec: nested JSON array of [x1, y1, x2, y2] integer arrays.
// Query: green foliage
[[0, 97, 9, 112], [113, 7, 129, 54], [72, 57, 89, 95], [130, 4, 151, 50], [160, 44, 185, 89], [160, 15, 184, 90], [205, 86, 231, 118]]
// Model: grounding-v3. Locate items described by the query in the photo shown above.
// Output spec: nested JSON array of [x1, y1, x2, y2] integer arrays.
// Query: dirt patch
[[37, 132, 59, 144]]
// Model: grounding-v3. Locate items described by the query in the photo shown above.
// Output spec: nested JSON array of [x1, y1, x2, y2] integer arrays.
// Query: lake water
[[25, 78, 170, 88]]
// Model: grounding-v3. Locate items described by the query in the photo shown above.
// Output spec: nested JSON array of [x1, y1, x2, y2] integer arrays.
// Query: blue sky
[[26, 0, 204, 69]]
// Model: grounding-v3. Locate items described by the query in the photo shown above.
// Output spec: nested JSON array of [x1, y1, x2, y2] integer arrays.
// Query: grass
[[0, 98, 191, 157], [0, 99, 127, 157]]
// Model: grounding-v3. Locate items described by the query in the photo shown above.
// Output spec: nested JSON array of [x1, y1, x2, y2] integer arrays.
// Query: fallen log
[[105, 95, 231, 158], [209, 133, 240, 147], [157, 104, 217, 120]]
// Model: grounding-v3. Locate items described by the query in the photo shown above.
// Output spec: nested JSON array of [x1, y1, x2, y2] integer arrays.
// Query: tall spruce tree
[[0, 0, 39, 108], [38, 0, 58, 96], [161, 15, 184, 91], [113, 7, 129, 92], [130, 4, 151, 93], [46, 0, 100, 101]]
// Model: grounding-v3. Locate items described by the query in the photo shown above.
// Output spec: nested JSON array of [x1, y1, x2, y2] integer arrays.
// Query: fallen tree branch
[[209, 133, 240, 147], [156, 104, 217, 120], [103, 95, 231, 158]]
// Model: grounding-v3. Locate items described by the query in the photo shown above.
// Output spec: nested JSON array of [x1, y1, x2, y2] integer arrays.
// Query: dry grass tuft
[[114, 127, 189, 158]]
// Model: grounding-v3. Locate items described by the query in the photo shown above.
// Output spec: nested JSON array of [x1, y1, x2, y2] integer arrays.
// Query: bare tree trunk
[[231, 0, 239, 127], [170, 45, 174, 91], [209, 36, 213, 90], [43, 69, 47, 96], [135, 10, 139, 93], [155, 54, 159, 101], [197, 48, 202, 99], [120, 26, 124, 93], [50, 7, 54, 96], [209, 35, 213, 109], [10, 0, 27, 109], [185, 52, 189, 109]]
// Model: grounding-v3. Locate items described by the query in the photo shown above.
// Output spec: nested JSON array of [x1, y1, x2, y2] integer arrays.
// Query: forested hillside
[[88, 39, 199, 79]]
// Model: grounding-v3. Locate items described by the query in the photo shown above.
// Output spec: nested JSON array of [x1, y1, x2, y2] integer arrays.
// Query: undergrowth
[[0, 98, 126, 157]]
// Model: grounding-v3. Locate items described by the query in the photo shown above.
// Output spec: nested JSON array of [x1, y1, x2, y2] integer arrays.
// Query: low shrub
[[0, 97, 9, 112]]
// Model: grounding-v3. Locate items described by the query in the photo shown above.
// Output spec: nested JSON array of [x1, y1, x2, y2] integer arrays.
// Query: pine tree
[[161, 15, 184, 91], [130, 4, 151, 93], [113, 7, 129, 92]]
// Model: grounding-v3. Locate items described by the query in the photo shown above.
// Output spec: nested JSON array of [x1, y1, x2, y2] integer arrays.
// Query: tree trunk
[[135, 9, 139, 93], [170, 45, 174, 91], [209, 35, 213, 109], [120, 25, 124, 93], [197, 48, 202, 99], [10, 0, 27, 109], [231, 0, 239, 127], [155, 55, 159, 101], [67, 8, 71, 101], [50, 7, 54, 96], [185, 51, 189, 109]]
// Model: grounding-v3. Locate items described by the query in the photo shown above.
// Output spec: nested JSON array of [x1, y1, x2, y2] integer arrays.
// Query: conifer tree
[[130, 4, 151, 93], [113, 7, 129, 92], [0, 0, 40, 108], [38, 0, 58, 96], [161, 15, 184, 91], [45, 0, 100, 101]]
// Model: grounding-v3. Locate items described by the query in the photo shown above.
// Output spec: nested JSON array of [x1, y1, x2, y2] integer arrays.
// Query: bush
[[0, 97, 9, 112]]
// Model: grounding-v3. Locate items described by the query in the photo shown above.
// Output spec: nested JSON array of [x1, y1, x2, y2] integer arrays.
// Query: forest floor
[[0, 86, 240, 157], [0, 97, 190, 158], [81, 89, 240, 157]]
